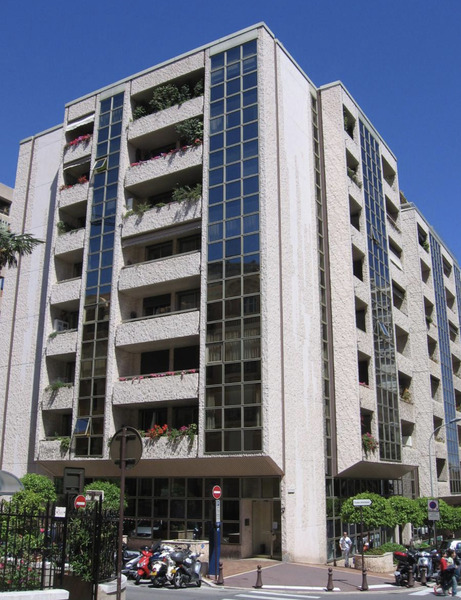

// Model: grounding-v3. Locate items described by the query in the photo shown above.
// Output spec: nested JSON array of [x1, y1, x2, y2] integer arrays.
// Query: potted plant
[[362, 432, 378, 454]]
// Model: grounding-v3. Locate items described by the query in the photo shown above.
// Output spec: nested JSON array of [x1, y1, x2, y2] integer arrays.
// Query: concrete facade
[[1, 23, 461, 565]]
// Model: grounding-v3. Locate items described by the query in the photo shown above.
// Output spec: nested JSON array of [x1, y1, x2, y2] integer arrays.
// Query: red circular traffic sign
[[74, 494, 86, 509], [212, 485, 222, 500]]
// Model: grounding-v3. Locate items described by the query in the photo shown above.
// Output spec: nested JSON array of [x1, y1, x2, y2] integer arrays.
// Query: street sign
[[215, 498, 221, 524], [428, 499, 440, 520], [74, 494, 86, 509], [212, 485, 222, 499], [109, 426, 143, 469], [353, 499, 372, 507]]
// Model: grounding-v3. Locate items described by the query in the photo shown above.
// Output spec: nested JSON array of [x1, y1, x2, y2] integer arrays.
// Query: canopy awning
[[0, 470, 23, 495]]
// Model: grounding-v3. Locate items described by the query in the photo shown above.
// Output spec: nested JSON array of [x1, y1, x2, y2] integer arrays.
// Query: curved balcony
[[42, 385, 74, 411], [59, 182, 90, 209], [122, 198, 201, 239], [55, 228, 85, 257], [50, 278, 82, 305], [113, 370, 199, 405], [128, 97, 203, 143], [119, 252, 200, 293], [125, 145, 202, 195], [141, 435, 198, 460], [37, 439, 70, 461], [116, 310, 199, 350], [46, 329, 78, 357], [63, 137, 93, 165]]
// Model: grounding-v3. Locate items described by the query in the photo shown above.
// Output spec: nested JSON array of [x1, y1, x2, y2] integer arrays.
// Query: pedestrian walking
[[339, 532, 353, 567]]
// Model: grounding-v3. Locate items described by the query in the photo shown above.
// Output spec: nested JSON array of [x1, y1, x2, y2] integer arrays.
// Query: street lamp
[[429, 417, 461, 498]]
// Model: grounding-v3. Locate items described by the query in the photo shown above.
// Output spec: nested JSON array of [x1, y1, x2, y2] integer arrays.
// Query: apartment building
[[0, 23, 460, 564], [0, 182, 13, 312]]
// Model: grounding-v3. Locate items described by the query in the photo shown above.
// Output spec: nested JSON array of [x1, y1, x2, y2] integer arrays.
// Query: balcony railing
[[113, 370, 198, 405]]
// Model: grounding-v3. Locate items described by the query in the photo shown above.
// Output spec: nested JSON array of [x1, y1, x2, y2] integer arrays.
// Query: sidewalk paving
[[204, 558, 416, 593]]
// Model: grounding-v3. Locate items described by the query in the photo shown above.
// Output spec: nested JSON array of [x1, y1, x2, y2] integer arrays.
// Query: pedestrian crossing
[[232, 592, 321, 600]]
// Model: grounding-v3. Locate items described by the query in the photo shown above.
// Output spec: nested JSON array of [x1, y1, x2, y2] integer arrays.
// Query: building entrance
[[252, 500, 281, 558]]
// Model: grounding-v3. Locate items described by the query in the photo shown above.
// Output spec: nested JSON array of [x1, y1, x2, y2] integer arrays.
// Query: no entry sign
[[74, 494, 86, 509], [212, 485, 222, 500]]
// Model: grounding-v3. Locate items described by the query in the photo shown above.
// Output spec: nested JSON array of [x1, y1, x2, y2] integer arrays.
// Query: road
[[126, 579, 441, 600]]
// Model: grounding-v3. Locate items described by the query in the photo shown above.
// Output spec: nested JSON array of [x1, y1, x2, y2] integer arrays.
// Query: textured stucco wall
[[267, 39, 325, 563], [0, 128, 62, 476]]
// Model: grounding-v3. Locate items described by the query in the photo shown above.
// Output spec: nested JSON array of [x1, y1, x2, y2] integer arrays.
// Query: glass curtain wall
[[74, 93, 124, 456], [429, 234, 461, 493], [359, 122, 401, 462], [205, 40, 262, 453]]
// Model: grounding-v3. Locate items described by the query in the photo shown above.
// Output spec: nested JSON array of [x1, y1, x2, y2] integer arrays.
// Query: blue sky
[[1, 0, 460, 260]]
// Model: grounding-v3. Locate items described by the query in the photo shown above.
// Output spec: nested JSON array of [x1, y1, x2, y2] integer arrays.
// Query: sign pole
[[116, 427, 127, 600]]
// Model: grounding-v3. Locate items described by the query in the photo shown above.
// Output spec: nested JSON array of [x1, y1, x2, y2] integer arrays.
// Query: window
[[349, 196, 361, 231], [146, 242, 173, 261], [143, 294, 171, 316], [141, 350, 169, 375], [177, 289, 200, 311], [179, 234, 201, 253], [392, 283, 406, 312], [343, 106, 355, 139]]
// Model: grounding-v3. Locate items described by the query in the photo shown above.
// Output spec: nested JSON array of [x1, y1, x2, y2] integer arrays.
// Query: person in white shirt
[[339, 532, 353, 567]]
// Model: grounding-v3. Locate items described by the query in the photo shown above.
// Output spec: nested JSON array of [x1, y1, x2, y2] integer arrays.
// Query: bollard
[[407, 567, 414, 588], [254, 565, 263, 588], [326, 567, 334, 591], [420, 566, 427, 586], [361, 568, 368, 591], [217, 561, 224, 585]]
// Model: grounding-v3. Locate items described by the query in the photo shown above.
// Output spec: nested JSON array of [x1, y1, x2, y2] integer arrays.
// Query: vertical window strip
[[74, 92, 124, 457], [429, 234, 461, 493], [359, 121, 401, 462], [205, 41, 261, 454]]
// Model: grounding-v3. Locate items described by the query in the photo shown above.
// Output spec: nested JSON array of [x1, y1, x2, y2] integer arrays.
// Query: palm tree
[[0, 223, 43, 269]]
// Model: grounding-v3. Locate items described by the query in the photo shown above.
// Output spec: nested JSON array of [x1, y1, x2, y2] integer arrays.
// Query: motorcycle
[[120, 544, 142, 580], [149, 544, 176, 587], [170, 545, 202, 588], [415, 549, 441, 582], [394, 549, 418, 586], [134, 545, 155, 585]]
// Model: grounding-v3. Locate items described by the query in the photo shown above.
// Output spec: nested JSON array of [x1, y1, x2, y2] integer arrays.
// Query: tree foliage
[[340, 492, 397, 528], [388, 495, 425, 527], [0, 224, 43, 268], [83, 480, 126, 510]]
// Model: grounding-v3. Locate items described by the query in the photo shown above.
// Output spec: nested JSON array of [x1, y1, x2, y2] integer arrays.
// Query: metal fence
[[0, 500, 119, 597]]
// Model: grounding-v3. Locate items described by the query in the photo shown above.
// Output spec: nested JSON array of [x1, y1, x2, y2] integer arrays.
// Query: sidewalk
[[204, 558, 411, 593]]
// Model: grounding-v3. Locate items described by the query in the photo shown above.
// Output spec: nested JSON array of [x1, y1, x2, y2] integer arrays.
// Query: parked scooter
[[149, 544, 176, 587], [134, 545, 155, 585], [170, 545, 202, 588], [120, 544, 142, 580], [415, 549, 441, 582], [394, 548, 418, 586]]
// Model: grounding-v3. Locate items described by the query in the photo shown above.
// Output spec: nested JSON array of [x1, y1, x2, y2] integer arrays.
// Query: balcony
[[358, 382, 375, 412], [55, 228, 85, 256], [119, 252, 200, 293], [46, 329, 78, 357], [50, 278, 82, 305], [122, 198, 201, 239], [37, 439, 70, 461], [125, 144, 202, 195], [128, 97, 203, 143], [63, 136, 93, 165], [116, 311, 199, 350], [113, 370, 199, 405], [59, 182, 90, 209], [141, 435, 198, 460], [42, 385, 74, 411]]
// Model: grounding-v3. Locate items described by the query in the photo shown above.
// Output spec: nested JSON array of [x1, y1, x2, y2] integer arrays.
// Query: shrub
[[175, 118, 203, 145], [379, 542, 406, 553]]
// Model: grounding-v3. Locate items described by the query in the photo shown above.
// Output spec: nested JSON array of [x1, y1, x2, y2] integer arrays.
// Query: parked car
[[439, 540, 461, 557]]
